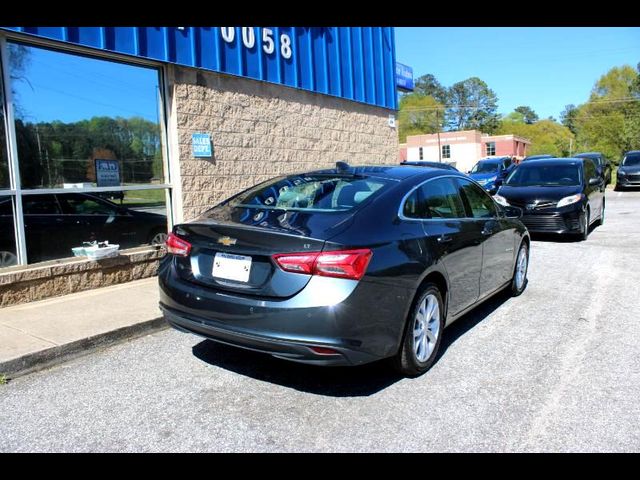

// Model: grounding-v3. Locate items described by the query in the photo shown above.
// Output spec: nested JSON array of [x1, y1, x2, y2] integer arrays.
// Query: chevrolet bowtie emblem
[[217, 236, 237, 246]]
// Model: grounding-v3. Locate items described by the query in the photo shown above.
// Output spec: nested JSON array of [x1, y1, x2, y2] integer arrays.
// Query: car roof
[[308, 164, 463, 181], [575, 152, 601, 157], [517, 158, 583, 167]]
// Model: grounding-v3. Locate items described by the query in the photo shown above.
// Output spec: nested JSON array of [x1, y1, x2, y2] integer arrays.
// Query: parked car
[[574, 152, 611, 186], [521, 154, 554, 162], [400, 161, 458, 171], [615, 150, 640, 190], [494, 157, 605, 240], [0, 193, 168, 265], [159, 163, 530, 376], [467, 157, 514, 195]]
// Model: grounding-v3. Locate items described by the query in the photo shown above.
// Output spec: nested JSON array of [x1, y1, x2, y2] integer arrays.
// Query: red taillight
[[272, 249, 372, 281], [309, 346, 341, 356], [166, 232, 191, 257]]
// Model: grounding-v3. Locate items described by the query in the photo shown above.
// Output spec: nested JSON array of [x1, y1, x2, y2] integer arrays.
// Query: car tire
[[580, 209, 590, 241], [510, 242, 529, 297], [394, 284, 445, 377]]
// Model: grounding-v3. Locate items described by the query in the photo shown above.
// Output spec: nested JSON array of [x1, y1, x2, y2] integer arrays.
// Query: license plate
[[212, 252, 252, 282]]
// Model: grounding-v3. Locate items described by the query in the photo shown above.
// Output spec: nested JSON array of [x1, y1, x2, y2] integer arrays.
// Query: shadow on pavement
[[192, 340, 403, 397], [192, 288, 516, 397]]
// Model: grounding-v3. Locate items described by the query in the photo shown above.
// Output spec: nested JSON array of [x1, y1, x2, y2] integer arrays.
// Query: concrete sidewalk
[[0, 277, 167, 379]]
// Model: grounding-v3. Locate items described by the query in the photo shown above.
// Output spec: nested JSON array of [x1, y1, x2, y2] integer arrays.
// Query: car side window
[[59, 194, 117, 216], [584, 159, 596, 181], [457, 179, 498, 219], [402, 189, 424, 219], [22, 195, 61, 215], [419, 178, 466, 219]]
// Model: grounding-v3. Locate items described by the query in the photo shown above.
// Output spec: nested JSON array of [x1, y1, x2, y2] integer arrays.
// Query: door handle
[[437, 234, 453, 244]]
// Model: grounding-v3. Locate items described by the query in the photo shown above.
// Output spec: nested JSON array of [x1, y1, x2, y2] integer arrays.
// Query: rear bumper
[[161, 305, 379, 366], [158, 259, 412, 366]]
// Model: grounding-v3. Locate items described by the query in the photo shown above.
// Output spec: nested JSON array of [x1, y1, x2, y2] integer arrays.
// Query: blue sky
[[10, 43, 160, 124], [394, 27, 640, 120]]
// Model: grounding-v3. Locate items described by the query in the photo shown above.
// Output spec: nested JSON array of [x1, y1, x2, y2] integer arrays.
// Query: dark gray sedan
[[159, 163, 530, 376]]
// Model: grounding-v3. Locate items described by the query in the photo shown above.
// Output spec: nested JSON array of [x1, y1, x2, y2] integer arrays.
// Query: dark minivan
[[159, 164, 530, 376], [494, 157, 605, 240]]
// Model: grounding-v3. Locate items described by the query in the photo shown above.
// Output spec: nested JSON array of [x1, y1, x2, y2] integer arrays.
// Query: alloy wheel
[[413, 293, 441, 362], [515, 247, 528, 291]]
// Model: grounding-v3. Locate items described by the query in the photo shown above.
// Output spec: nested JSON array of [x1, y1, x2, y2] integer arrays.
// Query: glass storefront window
[[0, 196, 18, 267], [8, 42, 164, 190], [1, 38, 171, 266], [22, 189, 168, 264], [1, 65, 9, 189]]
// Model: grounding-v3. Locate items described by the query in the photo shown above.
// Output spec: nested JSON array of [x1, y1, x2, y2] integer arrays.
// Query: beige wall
[[168, 65, 399, 222]]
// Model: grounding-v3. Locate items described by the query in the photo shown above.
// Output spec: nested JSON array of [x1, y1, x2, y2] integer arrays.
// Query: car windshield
[[228, 174, 391, 212], [471, 162, 500, 174], [622, 153, 640, 167], [505, 164, 581, 187], [576, 154, 602, 165]]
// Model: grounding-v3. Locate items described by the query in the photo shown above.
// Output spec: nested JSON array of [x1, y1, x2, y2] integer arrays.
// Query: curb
[[0, 316, 169, 381]]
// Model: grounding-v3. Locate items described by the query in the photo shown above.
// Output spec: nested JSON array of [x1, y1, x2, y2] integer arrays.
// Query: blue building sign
[[3, 27, 398, 110], [396, 62, 414, 91], [95, 159, 121, 187], [192, 133, 212, 158]]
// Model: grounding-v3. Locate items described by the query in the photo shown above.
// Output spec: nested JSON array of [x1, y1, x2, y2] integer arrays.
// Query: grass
[[0, 374, 7, 385]]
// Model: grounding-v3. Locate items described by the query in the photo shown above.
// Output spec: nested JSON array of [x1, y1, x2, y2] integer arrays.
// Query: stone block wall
[[170, 66, 399, 221], [0, 248, 165, 307]]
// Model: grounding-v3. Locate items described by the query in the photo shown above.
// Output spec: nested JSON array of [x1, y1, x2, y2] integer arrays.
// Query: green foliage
[[0, 374, 7, 385], [514, 106, 539, 124], [14, 116, 163, 188], [414, 74, 448, 103], [573, 65, 640, 165], [398, 94, 444, 143], [497, 119, 575, 157], [447, 77, 500, 134], [560, 104, 579, 135]]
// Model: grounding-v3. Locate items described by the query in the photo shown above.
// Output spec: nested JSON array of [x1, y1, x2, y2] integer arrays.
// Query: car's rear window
[[229, 174, 391, 212]]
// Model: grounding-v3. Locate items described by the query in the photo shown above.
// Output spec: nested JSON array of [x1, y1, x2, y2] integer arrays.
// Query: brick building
[[405, 130, 531, 173]]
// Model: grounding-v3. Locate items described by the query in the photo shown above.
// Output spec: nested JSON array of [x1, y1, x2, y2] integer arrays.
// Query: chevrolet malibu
[[159, 164, 530, 376]]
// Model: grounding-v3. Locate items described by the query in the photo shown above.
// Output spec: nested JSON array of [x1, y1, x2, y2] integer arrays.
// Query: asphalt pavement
[[1, 190, 639, 452]]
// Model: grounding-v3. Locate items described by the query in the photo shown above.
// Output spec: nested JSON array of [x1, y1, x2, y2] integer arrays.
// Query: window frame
[[0, 31, 174, 268], [398, 174, 491, 222], [455, 177, 499, 219], [486, 142, 496, 156], [441, 144, 451, 159]]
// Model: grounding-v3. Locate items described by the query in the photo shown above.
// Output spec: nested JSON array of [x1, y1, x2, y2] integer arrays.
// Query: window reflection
[[0, 196, 18, 268], [8, 42, 164, 190], [0, 72, 9, 189], [22, 190, 168, 264]]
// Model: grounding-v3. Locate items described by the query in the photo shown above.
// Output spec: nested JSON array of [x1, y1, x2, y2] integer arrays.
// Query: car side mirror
[[503, 205, 523, 219], [588, 177, 601, 186]]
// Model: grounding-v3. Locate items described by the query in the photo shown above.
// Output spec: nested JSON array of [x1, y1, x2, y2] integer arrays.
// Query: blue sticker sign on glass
[[396, 62, 414, 91], [95, 159, 120, 187], [192, 133, 212, 157]]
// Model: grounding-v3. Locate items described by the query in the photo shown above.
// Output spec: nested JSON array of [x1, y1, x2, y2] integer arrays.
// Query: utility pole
[[569, 138, 573, 156], [437, 108, 442, 163]]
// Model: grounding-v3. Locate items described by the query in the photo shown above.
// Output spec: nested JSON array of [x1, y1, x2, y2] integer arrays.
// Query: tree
[[414, 74, 448, 104], [397, 94, 445, 143], [560, 104, 579, 135], [514, 106, 539, 124], [446, 77, 500, 134], [497, 118, 574, 157], [573, 65, 640, 163]]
